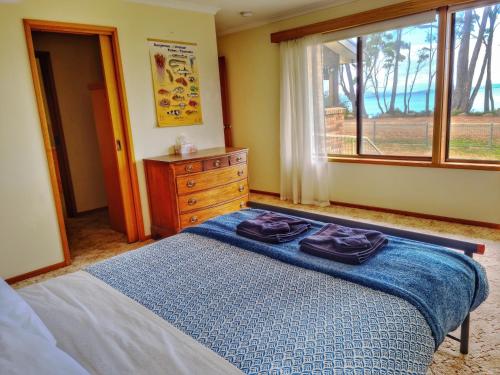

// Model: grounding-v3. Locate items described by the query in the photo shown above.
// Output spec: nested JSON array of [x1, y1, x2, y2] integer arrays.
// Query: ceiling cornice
[[126, 0, 220, 15], [217, 0, 353, 36]]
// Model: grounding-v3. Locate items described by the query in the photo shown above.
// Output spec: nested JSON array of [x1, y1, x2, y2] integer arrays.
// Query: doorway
[[24, 20, 145, 265]]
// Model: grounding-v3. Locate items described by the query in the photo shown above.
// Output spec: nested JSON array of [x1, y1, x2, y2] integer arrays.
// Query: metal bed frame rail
[[247, 201, 485, 355]]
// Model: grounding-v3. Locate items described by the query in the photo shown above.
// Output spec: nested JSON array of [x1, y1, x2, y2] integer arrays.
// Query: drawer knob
[[213, 159, 221, 168], [185, 164, 193, 172], [188, 198, 197, 206], [190, 216, 198, 223], [240, 202, 245, 208], [238, 185, 245, 192], [237, 170, 244, 177], [186, 180, 196, 188], [236, 156, 243, 162]]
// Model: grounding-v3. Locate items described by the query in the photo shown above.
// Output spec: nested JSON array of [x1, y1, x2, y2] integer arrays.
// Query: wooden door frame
[[35, 50, 77, 217], [24, 19, 146, 266]]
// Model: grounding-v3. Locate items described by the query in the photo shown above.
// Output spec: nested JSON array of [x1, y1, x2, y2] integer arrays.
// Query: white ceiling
[[130, 0, 352, 35]]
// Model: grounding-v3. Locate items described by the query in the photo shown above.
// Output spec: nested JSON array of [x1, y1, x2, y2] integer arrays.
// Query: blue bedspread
[[87, 233, 436, 374], [183, 209, 489, 348]]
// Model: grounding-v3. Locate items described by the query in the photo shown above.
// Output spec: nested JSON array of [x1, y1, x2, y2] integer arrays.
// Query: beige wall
[[217, 0, 500, 224], [33, 33, 108, 213], [0, 0, 224, 279]]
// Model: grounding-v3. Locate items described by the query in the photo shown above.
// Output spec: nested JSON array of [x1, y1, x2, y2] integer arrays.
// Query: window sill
[[328, 156, 500, 171]]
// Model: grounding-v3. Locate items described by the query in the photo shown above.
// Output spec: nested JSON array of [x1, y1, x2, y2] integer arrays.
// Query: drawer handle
[[213, 159, 221, 168], [240, 202, 245, 209], [186, 180, 196, 188], [190, 216, 198, 223], [238, 185, 245, 192], [187, 198, 197, 206], [237, 170, 244, 177], [185, 164, 193, 172], [236, 156, 243, 162]]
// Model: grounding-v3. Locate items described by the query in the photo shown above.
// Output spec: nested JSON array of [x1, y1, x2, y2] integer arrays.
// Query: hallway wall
[[33, 32, 108, 213]]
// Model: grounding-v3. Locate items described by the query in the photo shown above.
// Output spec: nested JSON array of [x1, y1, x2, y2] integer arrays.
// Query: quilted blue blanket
[[183, 209, 489, 348], [87, 233, 436, 374]]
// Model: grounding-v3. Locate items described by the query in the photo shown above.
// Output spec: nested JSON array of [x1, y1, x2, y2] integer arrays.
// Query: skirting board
[[5, 237, 153, 284], [5, 261, 68, 285], [74, 206, 108, 217], [250, 189, 280, 197], [249, 189, 499, 229]]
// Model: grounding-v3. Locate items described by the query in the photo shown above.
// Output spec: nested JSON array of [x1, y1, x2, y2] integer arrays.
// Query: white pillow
[[0, 278, 55, 344], [0, 324, 89, 375], [0, 278, 89, 374]]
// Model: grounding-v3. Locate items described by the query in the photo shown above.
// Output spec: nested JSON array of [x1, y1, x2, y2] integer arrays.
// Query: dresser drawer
[[230, 152, 247, 165], [144, 148, 249, 238], [173, 161, 203, 175], [178, 180, 248, 213], [203, 156, 229, 171], [180, 196, 248, 228], [177, 164, 247, 195]]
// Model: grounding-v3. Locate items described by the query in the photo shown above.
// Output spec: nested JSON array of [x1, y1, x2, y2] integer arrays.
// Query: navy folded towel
[[300, 224, 388, 264], [236, 211, 311, 243], [246, 220, 291, 235]]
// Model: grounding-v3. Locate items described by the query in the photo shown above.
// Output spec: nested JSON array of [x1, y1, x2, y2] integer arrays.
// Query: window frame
[[343, 32, 437, 162], [326, 9, 442, 163], [444, 5, 500, 166], [299, 1, 500, 171]]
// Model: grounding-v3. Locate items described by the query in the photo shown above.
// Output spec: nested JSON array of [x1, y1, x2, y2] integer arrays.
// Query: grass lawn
[[448, 138, 500, 161], [329, 137, 499, 161]]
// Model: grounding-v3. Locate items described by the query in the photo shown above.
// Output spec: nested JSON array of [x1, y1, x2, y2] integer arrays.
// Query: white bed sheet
[[19, 271, 242, 375]]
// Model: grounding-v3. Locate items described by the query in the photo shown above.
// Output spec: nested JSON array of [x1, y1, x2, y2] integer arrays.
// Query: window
[[447, 4, 500, 162], [360, 20, 439, 157], [275, 1, 500, 169], [323, 13, 439, 159]]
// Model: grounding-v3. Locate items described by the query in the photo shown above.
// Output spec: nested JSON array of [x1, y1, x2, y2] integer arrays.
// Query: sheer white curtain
[[280, 35, 330, 207]]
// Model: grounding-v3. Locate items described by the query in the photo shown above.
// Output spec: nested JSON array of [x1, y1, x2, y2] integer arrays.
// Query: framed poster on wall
[[148, 38, 202, 127]]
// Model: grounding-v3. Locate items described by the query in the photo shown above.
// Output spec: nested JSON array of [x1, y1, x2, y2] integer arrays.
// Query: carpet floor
[[12, 209, 152, 289], [12, 194, 499, 374]]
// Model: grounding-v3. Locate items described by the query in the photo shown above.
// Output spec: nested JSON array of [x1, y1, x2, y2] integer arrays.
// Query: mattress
[[19, 270, 242, 375]]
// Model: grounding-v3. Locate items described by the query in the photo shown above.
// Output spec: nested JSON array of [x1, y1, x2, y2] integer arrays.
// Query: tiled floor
[[13, 194, 500, 374]]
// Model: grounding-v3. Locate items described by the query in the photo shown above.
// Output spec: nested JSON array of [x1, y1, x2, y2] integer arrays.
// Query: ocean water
[[363, 90, 435, 117], [337, 85, 500, 117]]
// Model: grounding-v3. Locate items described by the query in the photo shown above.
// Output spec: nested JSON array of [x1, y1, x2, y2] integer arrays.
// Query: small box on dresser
[[144, 147, 249, 239]]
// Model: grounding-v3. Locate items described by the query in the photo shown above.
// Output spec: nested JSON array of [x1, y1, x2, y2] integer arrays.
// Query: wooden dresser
[[144, 147, 249, 238]]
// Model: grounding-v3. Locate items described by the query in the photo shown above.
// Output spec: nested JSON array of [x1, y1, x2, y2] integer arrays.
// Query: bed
[[3, 205, 489, 375]]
